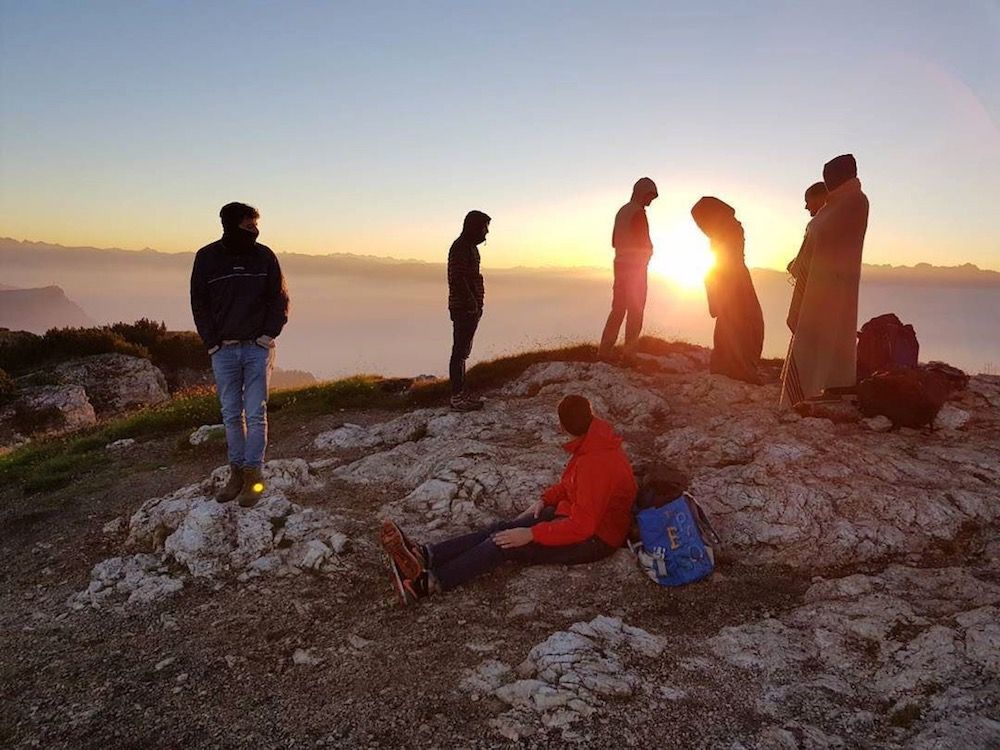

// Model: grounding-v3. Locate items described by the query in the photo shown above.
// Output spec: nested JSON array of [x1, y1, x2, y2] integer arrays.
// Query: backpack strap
[[684, 492, 721, 545]]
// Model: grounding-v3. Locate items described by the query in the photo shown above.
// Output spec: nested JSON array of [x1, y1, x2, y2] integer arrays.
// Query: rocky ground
[[1, 350, 998, 748]]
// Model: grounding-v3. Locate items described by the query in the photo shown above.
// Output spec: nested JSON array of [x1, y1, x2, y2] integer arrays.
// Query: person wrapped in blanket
[[691, 196, 765, 384], [378, 395, 637, 605]]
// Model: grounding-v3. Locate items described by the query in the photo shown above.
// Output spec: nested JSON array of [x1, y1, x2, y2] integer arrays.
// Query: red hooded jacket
[[531, 418, 637, 548]]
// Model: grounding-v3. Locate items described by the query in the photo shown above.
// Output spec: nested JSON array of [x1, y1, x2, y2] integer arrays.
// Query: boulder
[[0, 384, 97, 444], [53, 353, 169, 416], [78, 458, 343, 608]]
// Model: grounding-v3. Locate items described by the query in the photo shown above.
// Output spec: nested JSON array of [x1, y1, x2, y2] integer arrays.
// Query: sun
[[648, 219, 715, 290]]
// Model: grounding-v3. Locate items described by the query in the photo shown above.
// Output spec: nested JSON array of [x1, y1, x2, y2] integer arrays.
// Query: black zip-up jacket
[[447, 236, 485, 316], [190, 239, 289, 351]]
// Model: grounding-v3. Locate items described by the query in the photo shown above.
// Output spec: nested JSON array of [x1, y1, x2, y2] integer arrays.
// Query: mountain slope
[[0, 285, 94, 333]]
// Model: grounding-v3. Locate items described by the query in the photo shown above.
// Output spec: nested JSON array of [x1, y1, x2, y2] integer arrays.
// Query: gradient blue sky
[[1, 0, 998, 271]]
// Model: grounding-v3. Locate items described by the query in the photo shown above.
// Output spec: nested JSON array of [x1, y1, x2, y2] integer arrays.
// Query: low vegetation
[[0, 318, 208, 376]]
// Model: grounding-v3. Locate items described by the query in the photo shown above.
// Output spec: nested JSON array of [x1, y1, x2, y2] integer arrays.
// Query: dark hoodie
[[190, 232, 289, 351], [531, 418, 638, 547], [447, 211, 490, 316]]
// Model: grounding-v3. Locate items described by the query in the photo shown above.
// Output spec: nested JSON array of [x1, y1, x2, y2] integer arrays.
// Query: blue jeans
[[211, 342, 274, 468], [428, 507, 616, 591]]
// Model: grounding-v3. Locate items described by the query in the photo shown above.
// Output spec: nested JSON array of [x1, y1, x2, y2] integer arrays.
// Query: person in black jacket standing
[[447, 210, 490, 411], [190, 202, 289, 506]]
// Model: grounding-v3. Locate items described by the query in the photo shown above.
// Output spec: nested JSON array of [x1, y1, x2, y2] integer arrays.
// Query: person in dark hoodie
[[378, 395, 637, 605], [691, 197, 764, 384], [447, 210, 490, 411], [190, 202, 289, 506], [598, 177, 658, 363]]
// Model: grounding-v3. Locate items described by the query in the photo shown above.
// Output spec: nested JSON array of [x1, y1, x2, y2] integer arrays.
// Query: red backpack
[[857, 314, 919, 381]]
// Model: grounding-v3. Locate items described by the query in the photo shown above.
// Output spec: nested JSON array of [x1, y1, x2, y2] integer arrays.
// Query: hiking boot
[[216, 463, 243, 503], [236, 467, 265, 508], [379, 519, 426, 581], [450, 394, 484, 412]]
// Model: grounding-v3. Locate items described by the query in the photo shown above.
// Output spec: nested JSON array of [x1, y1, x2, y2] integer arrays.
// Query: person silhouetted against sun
[[691, 197, 764, 384], [780, 154, 869, 406], [447, 210, 490, 411], [786, 181, 830, 333], [597, 177, 658, 364]]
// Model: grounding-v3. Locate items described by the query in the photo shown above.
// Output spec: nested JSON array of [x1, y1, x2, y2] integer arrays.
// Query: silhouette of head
[[804, 182, 828, 217], [220, 202, 260, 234], [823, 154, 857, 192], [691, 196, 742, 241], [558, 394, 593, 437], [462, 210, 491, 245], [631, 177, 658, 207]]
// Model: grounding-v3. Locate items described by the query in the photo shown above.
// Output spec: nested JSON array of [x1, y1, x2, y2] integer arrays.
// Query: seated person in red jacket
[[379, 394, 637, 605]]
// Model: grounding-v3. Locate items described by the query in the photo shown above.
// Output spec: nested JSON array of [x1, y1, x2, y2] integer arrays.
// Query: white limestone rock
[[53, 353, 168, 416], [77, 459, 344, 608], [189, 424, 225, 446]]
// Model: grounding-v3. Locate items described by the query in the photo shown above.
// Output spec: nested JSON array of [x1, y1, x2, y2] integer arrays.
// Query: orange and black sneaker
[[379, 519, 426, 581], [387, 559, 430, 607]]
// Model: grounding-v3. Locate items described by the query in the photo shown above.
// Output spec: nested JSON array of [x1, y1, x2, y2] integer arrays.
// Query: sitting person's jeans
[[427, 506, 617, 591], [211, 341, 274, 469]]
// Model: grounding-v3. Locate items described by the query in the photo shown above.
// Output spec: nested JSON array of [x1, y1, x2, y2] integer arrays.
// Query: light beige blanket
[[780, 178, 869, 406]]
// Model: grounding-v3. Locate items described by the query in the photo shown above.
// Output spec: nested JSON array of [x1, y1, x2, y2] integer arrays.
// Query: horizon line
[[2, 235, 999, 276]]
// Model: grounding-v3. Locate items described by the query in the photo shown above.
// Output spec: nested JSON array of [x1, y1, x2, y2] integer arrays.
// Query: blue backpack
[[629, 492, 720, 587]]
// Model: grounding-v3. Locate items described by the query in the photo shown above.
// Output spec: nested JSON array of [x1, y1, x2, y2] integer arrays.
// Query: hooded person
[[446, 210, 491, 411], [691, 197, 764, 384], [597, 177, 658, 361], [785, 181, 830, 333], [780, 154, 869, 406], [190, 202, 289, 506]]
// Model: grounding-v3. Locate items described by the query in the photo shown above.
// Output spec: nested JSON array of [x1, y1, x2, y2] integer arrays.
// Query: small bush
[[109, 318, 167, 351]]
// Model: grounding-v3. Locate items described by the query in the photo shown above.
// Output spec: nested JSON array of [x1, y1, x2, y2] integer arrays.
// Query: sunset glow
[[649, 220, 715, 291]]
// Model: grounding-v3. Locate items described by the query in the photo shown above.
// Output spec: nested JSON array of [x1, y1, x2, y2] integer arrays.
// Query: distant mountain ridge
[[0, 285, 94, 333], [2, 237, 998, 285]]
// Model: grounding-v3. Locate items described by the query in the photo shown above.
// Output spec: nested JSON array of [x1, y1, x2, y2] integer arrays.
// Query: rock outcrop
[[0, 383, 97, 449], [74, 459, 345, 609], [462, 616, 667, 741], [317, 360, 999, 571], [53, 353, 169, 416]]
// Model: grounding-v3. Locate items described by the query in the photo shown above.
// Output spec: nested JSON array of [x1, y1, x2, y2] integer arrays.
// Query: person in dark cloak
[[691, 197, 764, 384], [447, 210, 491, 411]]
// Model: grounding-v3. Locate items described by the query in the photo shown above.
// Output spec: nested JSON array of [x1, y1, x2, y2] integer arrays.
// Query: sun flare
[[649, 220, 715, 290]]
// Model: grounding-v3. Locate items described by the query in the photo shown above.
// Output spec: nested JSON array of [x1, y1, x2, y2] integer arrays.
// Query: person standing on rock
[[597, 177, 658, 364], [447, 210, 490, 412], [190, 202, 290, 506], [785, 181, 829, 334], [780, 155, 869, 406], [690, 197, 764, 384], [378, 395, 636, 605]]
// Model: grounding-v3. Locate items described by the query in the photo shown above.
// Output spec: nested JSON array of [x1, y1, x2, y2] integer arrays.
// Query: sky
[[1, 0, 998, 273]]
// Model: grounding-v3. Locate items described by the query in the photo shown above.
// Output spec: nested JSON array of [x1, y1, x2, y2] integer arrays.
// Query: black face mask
[[222, 225, 259, 253]]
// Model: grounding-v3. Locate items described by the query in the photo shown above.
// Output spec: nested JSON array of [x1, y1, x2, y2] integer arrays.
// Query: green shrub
[[112, 319, 208, 372], [109, 318, 167, 351], [0, 326, 148, 374], [148, 331, 210, 371]]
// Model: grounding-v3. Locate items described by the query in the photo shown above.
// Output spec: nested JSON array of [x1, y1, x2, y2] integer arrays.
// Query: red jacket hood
[[563, 418, 622, 456]]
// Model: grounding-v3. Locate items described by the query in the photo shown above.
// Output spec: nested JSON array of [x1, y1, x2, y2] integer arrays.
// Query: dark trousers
[[428, 506, 616, 591], [599, 261, 648, 356], [449, 312, 480, 395]]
